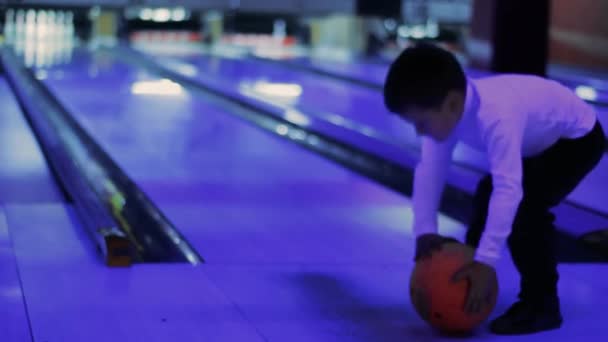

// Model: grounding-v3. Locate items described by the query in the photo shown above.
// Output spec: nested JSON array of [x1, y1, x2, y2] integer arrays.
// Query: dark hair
[[383, 43, 467, 114]]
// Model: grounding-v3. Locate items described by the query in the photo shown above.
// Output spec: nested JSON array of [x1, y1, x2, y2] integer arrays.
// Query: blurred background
[[2, 1, 607, 73]]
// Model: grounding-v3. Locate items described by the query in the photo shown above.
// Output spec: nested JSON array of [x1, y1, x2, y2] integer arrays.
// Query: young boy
[[383, 43, 606, 335]]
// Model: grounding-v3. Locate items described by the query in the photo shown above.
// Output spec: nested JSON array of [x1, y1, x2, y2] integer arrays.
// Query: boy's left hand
[[451, 261, 497, 315]]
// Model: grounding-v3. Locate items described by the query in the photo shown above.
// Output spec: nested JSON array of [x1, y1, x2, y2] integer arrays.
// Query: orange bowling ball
[[410, 242, 498, 334]]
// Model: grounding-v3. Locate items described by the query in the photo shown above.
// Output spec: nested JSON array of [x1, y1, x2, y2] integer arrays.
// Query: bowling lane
[[0, 208, 31, 342], [0, 77, 65, 204], [145, 48, 408, 137], [276, 55, 388, 86], [139, 47, 608, 219], [548, 64, 608, 99], [32, 48, 487, 340], [40, 48, 468, 263], [37, 48, 608, 341], [1, 54, 265, 340], [5, 203, 266, 342], [0, 76, 67, 342]]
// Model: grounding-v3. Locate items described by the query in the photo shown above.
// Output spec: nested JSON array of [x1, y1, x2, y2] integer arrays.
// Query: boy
[[383, 44, 605, 335]]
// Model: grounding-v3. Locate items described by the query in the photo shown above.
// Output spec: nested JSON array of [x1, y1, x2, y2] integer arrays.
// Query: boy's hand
[[414, 233, 459, 261], [451, 261, 498, 315]]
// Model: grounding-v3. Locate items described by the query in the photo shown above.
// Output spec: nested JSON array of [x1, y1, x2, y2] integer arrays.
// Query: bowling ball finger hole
[[434, 312, 442, 319]]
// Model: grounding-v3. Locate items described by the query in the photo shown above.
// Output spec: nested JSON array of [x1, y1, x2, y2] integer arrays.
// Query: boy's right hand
[[414, 233, 460, 261]]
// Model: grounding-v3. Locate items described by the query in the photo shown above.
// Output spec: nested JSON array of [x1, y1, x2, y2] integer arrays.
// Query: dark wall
[[491, 0, 550, 75], [356, 0, 401, 18], [469, 0, 550, 76], [223, 12, 297, 35], [550, 0, 608, 70]]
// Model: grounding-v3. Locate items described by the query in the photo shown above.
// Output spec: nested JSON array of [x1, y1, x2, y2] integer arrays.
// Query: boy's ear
[[444, 90, 466, 114]]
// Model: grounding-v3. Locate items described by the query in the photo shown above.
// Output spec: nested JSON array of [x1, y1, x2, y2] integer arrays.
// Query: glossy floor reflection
[[0, 46, 607, 341]]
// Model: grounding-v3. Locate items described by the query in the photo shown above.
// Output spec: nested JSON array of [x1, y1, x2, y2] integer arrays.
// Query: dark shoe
[[490, 301, 563, 335]]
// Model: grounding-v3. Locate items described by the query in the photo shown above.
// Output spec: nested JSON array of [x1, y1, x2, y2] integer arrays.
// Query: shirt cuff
[[474, 252, 500, 267], [413, 224, 438, 238]]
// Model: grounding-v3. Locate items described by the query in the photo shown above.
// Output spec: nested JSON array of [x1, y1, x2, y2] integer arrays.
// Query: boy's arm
[[412, 136, 457, 237], [476, 119, 525, 266]]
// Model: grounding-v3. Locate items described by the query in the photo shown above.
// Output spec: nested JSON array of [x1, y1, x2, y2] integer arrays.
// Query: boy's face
[[398, 91, 465, 142]]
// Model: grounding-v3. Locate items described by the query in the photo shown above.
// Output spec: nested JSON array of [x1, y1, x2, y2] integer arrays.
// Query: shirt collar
[[463, 77, 480, 121]]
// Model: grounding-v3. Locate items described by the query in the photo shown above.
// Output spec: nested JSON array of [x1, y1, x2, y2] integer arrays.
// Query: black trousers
[[466, 120, 606, 304]]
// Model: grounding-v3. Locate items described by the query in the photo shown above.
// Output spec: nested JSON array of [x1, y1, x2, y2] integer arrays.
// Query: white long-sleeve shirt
[[412, 74, 597, 266]]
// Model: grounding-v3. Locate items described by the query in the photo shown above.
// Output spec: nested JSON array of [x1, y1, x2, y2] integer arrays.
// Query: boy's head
[[383, 43, 467, 142]]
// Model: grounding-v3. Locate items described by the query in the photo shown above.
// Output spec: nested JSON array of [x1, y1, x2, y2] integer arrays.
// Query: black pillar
[[470, 0, 550, 76]]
